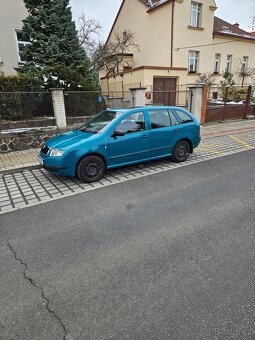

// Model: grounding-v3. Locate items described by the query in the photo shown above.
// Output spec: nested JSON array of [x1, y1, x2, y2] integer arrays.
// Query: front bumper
[[38, 152, 75, 177]]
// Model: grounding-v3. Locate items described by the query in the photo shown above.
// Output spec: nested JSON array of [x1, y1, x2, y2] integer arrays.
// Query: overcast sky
[[70, 0, 255, 41]]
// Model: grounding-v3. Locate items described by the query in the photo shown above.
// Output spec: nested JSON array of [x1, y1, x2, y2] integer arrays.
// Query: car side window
[[173, 109, 194, 124], [115, 112, 145, 134], [149, 110, 171, 129], [169, 111, 180, 126]]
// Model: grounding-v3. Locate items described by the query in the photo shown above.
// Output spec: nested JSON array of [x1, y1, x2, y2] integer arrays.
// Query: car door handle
[[142, 135, 149, 139], [174, 129, 181, 133]]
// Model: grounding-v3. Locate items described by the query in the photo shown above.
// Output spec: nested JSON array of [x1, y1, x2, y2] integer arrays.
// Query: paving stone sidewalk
[[1, 119, 255, 174]]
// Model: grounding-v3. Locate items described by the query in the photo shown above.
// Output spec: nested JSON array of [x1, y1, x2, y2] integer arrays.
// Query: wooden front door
[[153, 77, 177, 106]]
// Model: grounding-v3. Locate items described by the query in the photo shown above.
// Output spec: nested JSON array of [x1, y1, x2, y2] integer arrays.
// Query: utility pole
[[250, 16, 255, 32]]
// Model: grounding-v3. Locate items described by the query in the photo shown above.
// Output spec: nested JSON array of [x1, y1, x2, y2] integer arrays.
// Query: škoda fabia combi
[[39, 106, 201, 182]]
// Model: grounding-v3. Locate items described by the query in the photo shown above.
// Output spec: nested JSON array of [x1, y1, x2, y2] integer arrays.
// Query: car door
[[107, 111, 150, 167], [170, 108, 199, 144], [146, 108, 181, 158]]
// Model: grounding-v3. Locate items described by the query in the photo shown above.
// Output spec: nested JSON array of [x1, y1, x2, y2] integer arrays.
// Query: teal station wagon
[[39, 106, 201, 182]]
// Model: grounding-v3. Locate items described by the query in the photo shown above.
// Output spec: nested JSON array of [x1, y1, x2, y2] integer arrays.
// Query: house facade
[[0, 0, 28, 75], [100, 0, 255, 105]]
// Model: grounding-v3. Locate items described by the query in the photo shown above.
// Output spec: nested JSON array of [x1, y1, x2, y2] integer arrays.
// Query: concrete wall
[[0, 0, 28, 75]]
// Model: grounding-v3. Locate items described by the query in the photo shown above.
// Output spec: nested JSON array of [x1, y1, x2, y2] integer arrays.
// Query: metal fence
[[206, 85, 255, 122], [106, 82, 142, 98], [64, 91, 106, 117], [145, 89, 189, 108], [0, 92, 54, 121]]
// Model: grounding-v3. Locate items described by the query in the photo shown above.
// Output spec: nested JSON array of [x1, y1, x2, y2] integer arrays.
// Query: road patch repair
[[0, 131, 255, 215]]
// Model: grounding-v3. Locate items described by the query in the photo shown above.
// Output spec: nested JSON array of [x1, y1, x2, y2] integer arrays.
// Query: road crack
[[7, 239, 69, 340]]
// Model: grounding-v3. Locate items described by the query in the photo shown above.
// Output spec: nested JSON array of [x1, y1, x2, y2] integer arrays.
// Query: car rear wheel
[[77, 155, 105, 183], [171, 140, 190, 162]]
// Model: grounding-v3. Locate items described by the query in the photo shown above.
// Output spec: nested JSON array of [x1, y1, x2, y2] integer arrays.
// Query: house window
[[214, 53, 221, 74], [15, 30, 30, 62], [226, 55, 232, 73], [188, 51, 199, 73], [242, 56, 248, 71], [191, 2, 202, 27]]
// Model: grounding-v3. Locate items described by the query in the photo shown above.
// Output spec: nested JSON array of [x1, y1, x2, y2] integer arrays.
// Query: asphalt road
[[1, 150, 255, 340]]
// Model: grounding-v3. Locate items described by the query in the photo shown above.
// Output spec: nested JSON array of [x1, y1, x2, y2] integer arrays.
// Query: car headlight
[[50, 149, 65, 157]]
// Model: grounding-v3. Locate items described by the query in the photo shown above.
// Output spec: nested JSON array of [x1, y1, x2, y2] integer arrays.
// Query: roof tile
[[214, 16, 255, 41]]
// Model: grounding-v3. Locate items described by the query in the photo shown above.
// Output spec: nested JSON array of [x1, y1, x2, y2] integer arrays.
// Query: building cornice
[[101, 65, 187, 80]]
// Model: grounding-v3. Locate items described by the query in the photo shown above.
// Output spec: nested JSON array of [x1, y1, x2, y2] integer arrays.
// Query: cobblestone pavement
[[1, 131, 255, 215]]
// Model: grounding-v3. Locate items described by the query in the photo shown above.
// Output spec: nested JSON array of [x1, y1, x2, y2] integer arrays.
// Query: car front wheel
[[77, 155, 105, 183], [171, 140, 190, 162]]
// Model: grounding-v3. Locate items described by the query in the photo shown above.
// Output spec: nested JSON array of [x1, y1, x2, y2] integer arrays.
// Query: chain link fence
[[0, 92, 54, 121], [64, 91, 106, 117]]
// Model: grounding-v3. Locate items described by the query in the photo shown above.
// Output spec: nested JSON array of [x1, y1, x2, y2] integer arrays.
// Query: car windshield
[[79, 110, 124, 134]]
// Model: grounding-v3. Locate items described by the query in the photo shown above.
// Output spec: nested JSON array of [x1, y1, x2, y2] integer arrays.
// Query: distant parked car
[[38, 106, 201, 182]]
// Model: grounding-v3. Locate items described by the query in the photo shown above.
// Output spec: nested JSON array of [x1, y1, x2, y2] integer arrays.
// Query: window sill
[[213, 72, 222, 76], [188, 72, 201, 75], [188, 25, 205, 31]]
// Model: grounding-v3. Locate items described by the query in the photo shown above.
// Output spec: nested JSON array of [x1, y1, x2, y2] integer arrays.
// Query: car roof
[[108, 106, 186, 112]]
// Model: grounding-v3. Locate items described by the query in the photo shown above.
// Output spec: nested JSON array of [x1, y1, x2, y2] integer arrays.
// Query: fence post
[[50, 88, 67, 129], [129, 87, 147, 107], [201, 85, 209, 124], [222, 86, 229, 121], [187, 84, 203, 123], [244, 85, 252, 119]]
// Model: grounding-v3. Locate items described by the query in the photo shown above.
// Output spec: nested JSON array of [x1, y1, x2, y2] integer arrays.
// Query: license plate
[[38, 156, 44, 165]]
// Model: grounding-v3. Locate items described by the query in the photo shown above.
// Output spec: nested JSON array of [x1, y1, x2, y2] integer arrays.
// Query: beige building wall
[[173, 0, 216, 70], [102, 0, 255, 91], [0, 0, 28, 75], [211, 36, 255, 83], [106, 0, 173, 68]]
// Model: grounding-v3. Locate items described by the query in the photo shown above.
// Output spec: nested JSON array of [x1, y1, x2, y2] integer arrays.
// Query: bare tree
[[238, 67, 255, 87], [231, 58, 255, 87], [195, 73, 216, 88], [78, 13, 102, 56], [92, 30, 140, 77]]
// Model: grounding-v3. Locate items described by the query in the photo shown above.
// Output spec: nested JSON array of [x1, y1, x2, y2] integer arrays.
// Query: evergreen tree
[[18, 0, 96, 90]]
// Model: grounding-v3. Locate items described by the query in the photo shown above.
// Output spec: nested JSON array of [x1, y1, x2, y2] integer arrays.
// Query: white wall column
[[187, 84, 203, 122], [130, 87, 147, 107], [50, 88, 67, 129]]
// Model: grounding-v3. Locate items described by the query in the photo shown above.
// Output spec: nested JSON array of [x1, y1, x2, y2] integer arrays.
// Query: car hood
[[45, 130, 93, 149]]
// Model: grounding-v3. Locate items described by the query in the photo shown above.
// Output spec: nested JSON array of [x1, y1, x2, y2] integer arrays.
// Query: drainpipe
[[170, 2, 175, 68]]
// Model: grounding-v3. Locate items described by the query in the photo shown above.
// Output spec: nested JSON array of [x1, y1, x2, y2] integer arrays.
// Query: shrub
[[224, 87, 248, 102], [0, 73, 42, 92]]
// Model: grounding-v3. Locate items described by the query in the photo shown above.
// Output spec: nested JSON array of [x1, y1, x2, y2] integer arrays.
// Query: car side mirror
[[112, 130, 125, 137]]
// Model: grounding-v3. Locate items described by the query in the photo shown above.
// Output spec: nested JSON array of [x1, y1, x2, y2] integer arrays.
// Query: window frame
[[241, 56, 249, 71], [15, 29, 30, 62], [188, 50, 199, 73], [214, 53, 221, 74], [226, 54, 232, 73], [190, 2, 202, 28]]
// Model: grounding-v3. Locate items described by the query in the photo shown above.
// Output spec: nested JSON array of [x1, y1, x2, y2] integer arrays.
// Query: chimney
[[234, 23, 240, 28]]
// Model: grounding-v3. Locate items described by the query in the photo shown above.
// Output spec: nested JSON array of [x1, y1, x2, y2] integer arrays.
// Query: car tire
[[171, 140, 190, 162], [77, 155, 105, 183]]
